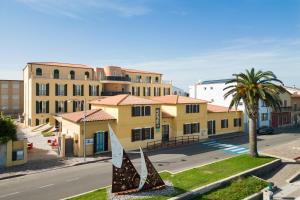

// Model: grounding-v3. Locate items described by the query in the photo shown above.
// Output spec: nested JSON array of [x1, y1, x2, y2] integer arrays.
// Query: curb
[[260, 152, 297, 163], [61, 185, 111, 200], [287, 170, 300, 183], [0, 157, 111, 181]]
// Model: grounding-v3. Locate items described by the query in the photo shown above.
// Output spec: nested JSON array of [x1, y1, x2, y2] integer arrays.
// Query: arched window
[[36, 68, 42, 76], [85, 72, 89, 79], [70, 70, 75, 80], [53, 69, 60, 79]]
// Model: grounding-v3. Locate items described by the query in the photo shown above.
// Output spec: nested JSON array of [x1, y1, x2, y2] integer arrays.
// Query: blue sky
[[0, 0, 300, 90]]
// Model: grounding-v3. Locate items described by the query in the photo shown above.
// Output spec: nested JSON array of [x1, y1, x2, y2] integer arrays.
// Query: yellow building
[[23, 62, 172, 127], [60, 94, 243, 157], [0, 139, 28, 167], [207, 104, 244, 136]]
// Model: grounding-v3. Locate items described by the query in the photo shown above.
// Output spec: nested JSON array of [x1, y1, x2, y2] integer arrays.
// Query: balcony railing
[[33, 73, 94, 81], [101, 91, 131, 96], [100, 76, 131, 82], [147, 135, 200, 150]]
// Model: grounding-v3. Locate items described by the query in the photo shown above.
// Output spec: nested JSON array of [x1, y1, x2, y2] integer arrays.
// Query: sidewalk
[[0, 154, 111, 180]]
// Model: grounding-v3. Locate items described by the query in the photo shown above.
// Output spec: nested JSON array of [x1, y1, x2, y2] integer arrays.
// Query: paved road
[[0, 130, 299, 200]]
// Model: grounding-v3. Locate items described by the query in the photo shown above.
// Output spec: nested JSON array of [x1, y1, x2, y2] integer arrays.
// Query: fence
[[147, 135, 200, 150]]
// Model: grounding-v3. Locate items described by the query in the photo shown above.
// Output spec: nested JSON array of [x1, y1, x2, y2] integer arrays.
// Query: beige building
[[60, 94, 243, 156], [0, 80, 24, 117], [23, 62, 172, 127]]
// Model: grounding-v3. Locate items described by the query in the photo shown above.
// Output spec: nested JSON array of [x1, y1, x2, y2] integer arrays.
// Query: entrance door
[[0, 144, 6, 167], [162, 125, 170, 142], [207, 120, 216, 135], [94, 131, 108, 154], [65, 138, 74, 157]]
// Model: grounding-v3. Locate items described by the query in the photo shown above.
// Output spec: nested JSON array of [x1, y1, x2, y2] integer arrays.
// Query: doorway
[[207, 120, 216, 135], [162, 125, 170, 142], [94, 131, 108, 154]]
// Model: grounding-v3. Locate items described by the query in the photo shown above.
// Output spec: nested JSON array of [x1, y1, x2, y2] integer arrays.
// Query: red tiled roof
[[162, 111, 174, 118], [207, 104, 240, 113], [62, 109, 115, 123], [152, 95, 207, 104], [28, 62, 92, 69], [90, 94, 160, 106]]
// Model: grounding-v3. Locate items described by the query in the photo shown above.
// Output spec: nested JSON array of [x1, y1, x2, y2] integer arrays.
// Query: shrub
[[0, 113, 17, 144]]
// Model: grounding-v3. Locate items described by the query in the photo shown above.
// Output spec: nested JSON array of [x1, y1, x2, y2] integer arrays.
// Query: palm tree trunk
[[249, 117, 258, 157]]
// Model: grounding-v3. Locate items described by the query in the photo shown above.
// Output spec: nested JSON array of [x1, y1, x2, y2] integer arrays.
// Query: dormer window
[[36, 68, 42, 76], [53, 69, 60, 79], [70, 70, 75, 80]]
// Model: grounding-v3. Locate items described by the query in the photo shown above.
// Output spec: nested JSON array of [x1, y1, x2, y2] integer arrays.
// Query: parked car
[[257, 126, 274, 135]]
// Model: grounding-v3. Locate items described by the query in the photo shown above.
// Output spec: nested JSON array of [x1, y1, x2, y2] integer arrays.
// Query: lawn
[[196, 176, 268, 200], [67, 155, 274, 200]]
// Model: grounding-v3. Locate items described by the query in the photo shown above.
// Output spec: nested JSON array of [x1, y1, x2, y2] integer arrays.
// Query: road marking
[[236, 149, 249, 154], [39, 184, 54, 189], [230, 148, 246, 152], [66, 178, 79, 182], [224, 146, 239, 150], [0, 192, 20, 199], [202, 141, 216, 145]]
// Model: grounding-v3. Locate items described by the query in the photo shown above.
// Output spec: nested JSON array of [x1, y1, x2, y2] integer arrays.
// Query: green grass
[[67, 188, 107, 200], [68, 155, 274, 200], [41, 131, 55, 137], [195, 176, 268, 200]]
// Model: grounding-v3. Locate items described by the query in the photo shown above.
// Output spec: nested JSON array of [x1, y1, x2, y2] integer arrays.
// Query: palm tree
[[224, 68, 286, 157]]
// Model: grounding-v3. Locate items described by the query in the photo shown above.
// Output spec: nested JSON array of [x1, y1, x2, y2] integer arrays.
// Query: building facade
[[61, 94, 243, 156], [23, 62, 172, 127], [0, 80, 24, 117]]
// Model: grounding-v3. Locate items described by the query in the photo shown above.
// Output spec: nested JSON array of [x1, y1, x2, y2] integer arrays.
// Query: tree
[[224, 68, 286, 157], [0, 113, 17, 144]]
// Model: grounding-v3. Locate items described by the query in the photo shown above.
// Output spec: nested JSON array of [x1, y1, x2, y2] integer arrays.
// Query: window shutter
[[36, 101, 39, 114], [73, 101, 76, 112], [73, 84, 75, 96], [46, 101, 49, 113], [96, 85, 99, 96], [131, 107, 135, 116], [36, 119, 39, 126], [143, 87, 146, 96], [81, 101, 84, 111], [145, 106, 151, 116], [36, 83, 39, 96], [55, 101, 58, 113], [186, 105, 189, 113], [193, 105, 196, 113], [197, 105, 200, 113], [141, 106, 145, 116], [81, 85, 84, 96], [46, 84, 49, 96], [142, 128, 145, 140], [149, 87, 151, 96], [64, 101, 68, 112], [137, 87, 140, 96], [151, 127, 154, 139], [89, 85, 91, 96], [131, 129, 135, 142], [158, 88, 161, 96], [64, 84, 68, 96], [55, 84, 58, 96], [183, 124, 186, 134]]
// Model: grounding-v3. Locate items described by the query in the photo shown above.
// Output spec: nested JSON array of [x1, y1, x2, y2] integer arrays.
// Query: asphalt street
[[0, 130, 299, 200]]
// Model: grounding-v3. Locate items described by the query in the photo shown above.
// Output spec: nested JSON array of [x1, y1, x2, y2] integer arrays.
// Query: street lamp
[[68, 98, 87, 162]]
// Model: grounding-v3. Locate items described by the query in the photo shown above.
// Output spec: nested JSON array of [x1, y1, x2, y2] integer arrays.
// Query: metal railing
[[101, 91, 131, 96], [147, 135, 200, 150], [101, 76, 131, 82]]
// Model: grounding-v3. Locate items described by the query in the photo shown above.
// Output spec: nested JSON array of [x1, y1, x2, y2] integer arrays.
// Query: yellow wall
[[207, 111, 244, 135], [5, 140, 28, 167]]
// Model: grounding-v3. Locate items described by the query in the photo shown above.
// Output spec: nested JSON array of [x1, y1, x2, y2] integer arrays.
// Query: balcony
[[101, 91, 131, 96], [100, 76, 131, 82], [280, 106, 292, 112]]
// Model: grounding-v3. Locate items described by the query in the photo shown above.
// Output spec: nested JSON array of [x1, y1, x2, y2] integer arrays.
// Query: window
[[132, 106, 151, 117], [70, 70, 75, 80], [36, 83, 49, 96], [73, 84, 84, 96], [145, 76, 151, 83], [284, 100, 287, 107], [12, 95, 19, 100], [55, 84, 67, 96], [143, 87, 151, 96], [53, 69, 60, 79], [294, 104, 298, 111], [221, 119, 229, 128], [135, 75, 142, 82], [131, 127, 154, 142], [73, 100, 84, 112], [1, 95, 8, 100], [155, 77, 159, 83], [55, 101, 67, 113], [183, 123, 200, 134], [12, 83, 19, 89], [85, 72, 89, 79], [36, 68, 42, 76], [261, 113, 269, 121], [36, 101, 49, 114], [261, 101, 267, 107], [132, 87, 140, 96], [186, 104, 200, 113], [154, 87, 161, 96], [1, 82, 8, 89], [89, 85, 99, 96], [234, 118, 242, 127], [164, 88, 170, 96]]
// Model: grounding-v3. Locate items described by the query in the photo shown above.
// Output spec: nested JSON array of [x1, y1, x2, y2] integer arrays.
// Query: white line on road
[[0, 192, 20, 199], [39, 184, 54, 189], [236, 149, 249, 154], [66, 178, 80, 182], [230, 148, 246, 152]]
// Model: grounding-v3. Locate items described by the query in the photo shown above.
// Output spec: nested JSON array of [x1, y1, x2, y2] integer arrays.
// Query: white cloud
[[17, 0, 151, 18], [130, 38, 300, 90]]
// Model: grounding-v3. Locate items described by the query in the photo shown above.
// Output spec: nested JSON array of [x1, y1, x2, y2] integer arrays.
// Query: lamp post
[[68, 98, 87, 162]]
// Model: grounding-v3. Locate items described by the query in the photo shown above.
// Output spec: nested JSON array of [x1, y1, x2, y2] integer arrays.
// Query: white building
[[189, 79, 272, 132]]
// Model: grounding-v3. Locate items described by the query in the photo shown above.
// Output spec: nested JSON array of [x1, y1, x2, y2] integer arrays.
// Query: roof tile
[[152, 95, 207, 104], [62, 109, 115, 123]]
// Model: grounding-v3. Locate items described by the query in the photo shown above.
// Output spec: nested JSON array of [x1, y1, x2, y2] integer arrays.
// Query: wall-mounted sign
[[155, 108, 160, 132], [85, 138, 94, 145]]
